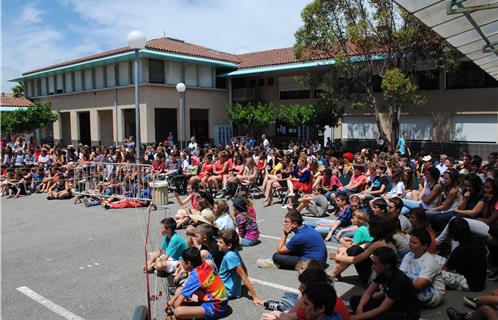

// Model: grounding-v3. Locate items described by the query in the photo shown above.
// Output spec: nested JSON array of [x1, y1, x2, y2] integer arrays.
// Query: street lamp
[[176, 82, 186, 150], [127, 30, 147, 163]]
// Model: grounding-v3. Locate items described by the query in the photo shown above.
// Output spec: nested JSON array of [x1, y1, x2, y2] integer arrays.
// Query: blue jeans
[[401, 199, 422, 215], [240, 237, 258, 247], [303, 219, 334, 235], [280, 292, 298, 311], [330, 229, 355, 244]]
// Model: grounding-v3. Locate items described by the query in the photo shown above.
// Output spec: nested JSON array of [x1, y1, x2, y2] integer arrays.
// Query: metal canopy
[[394, 0, 498, 80]]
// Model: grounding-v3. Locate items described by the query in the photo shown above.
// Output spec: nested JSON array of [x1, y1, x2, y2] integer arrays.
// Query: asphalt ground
[[2, 193, 497, 320]]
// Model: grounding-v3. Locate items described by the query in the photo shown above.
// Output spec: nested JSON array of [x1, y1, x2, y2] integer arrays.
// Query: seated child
[[217, 229, 264, 305], [145, 218, 188, 274], [232, 196, 260, 246], [166, 247, 228, 320]]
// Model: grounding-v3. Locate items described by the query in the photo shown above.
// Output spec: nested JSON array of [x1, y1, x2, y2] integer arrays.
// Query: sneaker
[[215, 190, 226, 199], [264, 299, 283, 311], [447, 307, 470, 320], [82, 196, 91, 207], [104, 204, 111, 210], [463, 296, 477, 309], [287, 192, 295, 197], [488, 271, 498, 281], [257, 259, 276, 268]]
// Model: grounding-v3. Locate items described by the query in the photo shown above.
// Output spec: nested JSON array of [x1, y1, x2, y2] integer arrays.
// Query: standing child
[[231, 197, 260, 246], [217, 229, 264, 305]]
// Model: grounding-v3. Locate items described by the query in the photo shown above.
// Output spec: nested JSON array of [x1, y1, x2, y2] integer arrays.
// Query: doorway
[[155, 108, 177, 144], [78, 111, 91, 146], [190, 109, 209, 145]]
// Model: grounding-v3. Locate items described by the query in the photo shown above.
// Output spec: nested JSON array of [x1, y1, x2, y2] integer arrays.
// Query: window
[[249, 79, 256, 87], [400, 116, 432, 140], [84, 69, 93, 90], [106, 64, 116, 87], [185, 64, 197, 86], [313, 89, 323, 98], [167, 62, 181, 84], [280, 90, 311, 99], [199, 66, 213, 87], [74, 71, 83, 91], [341, 116, 378, 139], [26, 80, 32, 97], [65, 72, 73, 92], [447, 61, 498, 89], [118, 62, 129, 86], [95, 66, 105, 89], [275, 121, 297, 136], [56, 74, 64, 93], [258, 78, 265, 86], [40, 77, 47, 95], [411, 70, 439, 90], [267, 78, 274, 86], [279, 76, 311, 99], [451, 114, 497, 142], [48, 76, 55, 95], [149, 59, 165, 83]]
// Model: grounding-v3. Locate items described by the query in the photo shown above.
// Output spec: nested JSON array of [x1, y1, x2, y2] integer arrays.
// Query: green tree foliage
[[294, 0, 461, 149], [227, 102, 277, 135], [381, 68, 426, 146], [1, 102, 58, 134], [277, 104, 315, 127], [11, 82, 24, 98]]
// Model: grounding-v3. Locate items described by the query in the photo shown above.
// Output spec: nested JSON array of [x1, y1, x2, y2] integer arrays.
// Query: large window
[[451, 114, 497, 142], [341, 116, 378, 139], [199, 66, 213, 88], [149, 59, 165, 83], [275, 121, 297, 136], [447, 62, 498, 89], [166, 62, 181, 84], [400, 116, 432, 140], [279, 76, 311, 100]]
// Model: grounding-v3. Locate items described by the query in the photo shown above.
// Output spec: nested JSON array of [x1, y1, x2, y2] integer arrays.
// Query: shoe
[[215, 190, 226, 199], [257, 259, 276, 268], [447, 307, 470, 320], [104, 204, 111, 210], [463, 296, 477, 309], [287, 192, 295, 197], [82, 197, 90, 207], [488, 271, 498, 281], [264, 299, 283, 311]]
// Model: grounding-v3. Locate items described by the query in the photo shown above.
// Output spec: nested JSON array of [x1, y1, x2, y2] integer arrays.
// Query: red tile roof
[[21, 37, 364, 76], [0, 93, 34, 107], [23, 37, 241, 76]]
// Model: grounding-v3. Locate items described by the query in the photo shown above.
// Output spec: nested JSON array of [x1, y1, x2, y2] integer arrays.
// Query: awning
[[394, 0, 498, 80]]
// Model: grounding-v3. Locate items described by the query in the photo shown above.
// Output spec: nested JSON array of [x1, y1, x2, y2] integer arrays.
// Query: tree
[[277, 104, 315, 128], [227, 102, 277, 136], [381, 68, 426, 146], [11, 82, 24, 98], [1, 102, 58, 134], [294, 0, 461, 149]]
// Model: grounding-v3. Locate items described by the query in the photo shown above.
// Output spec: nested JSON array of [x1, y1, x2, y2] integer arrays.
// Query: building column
[[90, 109, 101, 146], [70, 111, 79, 146], [117, 108, 124, 144], [52, 112, 62, 145]]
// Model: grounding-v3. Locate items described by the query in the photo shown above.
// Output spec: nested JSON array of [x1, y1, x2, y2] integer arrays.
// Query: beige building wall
[[43, 83, 228, 146]]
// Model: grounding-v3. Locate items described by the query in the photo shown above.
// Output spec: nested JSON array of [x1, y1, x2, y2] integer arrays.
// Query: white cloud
[[20, 5, 44, 24], [2, 0, 310, 91]]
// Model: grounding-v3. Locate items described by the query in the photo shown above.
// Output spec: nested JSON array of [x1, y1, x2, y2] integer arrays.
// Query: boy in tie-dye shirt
[[166, 247, 228, 320]]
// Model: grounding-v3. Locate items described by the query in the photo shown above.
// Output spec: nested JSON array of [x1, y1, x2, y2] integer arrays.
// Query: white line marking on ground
[[78, 266, 84, 270], [93, 262, 99, 266], [259, 234, 340, 250], [87, 265, 92, 268], [250, 278, 299, 294], [16, 286, 85, 320]]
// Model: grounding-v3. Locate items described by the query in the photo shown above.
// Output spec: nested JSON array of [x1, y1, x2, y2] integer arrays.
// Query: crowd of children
[[2, 132, 498, 319]]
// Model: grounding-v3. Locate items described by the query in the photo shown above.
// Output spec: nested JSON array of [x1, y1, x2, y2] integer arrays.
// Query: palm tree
[[12, 82, 24, 97]]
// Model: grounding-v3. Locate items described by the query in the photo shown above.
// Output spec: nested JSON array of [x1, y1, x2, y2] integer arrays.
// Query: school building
[[11, 33, 498, 155]]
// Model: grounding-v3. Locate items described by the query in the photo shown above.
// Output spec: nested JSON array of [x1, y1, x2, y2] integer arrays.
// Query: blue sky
[[1, 0, 310, 92]]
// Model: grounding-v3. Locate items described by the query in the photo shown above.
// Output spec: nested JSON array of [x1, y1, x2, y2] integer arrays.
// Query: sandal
[[149, 291, 163, 301]]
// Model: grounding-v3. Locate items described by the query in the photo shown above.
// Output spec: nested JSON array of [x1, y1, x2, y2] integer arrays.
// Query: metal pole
[[134, 50, 141, 163], [114, 87, 118, 147], [179, 92, 184, 150]]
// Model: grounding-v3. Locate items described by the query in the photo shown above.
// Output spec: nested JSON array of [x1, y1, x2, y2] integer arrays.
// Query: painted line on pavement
[[250, 277, 299, 294], [16, 286, 85, 320], [259, 234, 340, 250]]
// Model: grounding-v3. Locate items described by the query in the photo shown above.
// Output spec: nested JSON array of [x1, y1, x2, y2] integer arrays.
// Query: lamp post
[[126, 30, 147, 163], [176, 82, 186, 150]]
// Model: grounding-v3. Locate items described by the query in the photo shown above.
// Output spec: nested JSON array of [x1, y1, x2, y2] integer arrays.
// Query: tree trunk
[[372, 96, 390, 150]]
